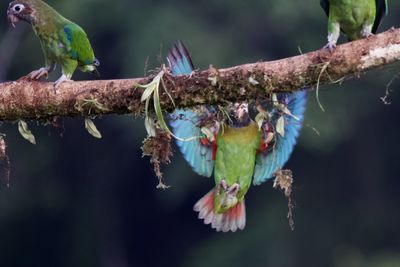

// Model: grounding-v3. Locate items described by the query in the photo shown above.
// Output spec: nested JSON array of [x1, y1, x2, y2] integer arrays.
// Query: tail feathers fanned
[[194, 190, 246, 232]]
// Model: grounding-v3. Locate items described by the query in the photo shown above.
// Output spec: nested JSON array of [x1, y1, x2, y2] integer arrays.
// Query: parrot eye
[[13, 4, 25, 13]]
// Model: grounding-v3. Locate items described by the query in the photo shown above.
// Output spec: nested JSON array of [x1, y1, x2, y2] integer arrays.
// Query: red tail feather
[[193, 189, 246, 232]]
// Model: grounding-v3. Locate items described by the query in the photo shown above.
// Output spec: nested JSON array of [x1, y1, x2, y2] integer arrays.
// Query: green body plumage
[[169, 42, 307, 232], [320, 0, 388, 50], [7, 0, 99, 85], [213, 123, 260, 213], [327, 0, 376, 40]]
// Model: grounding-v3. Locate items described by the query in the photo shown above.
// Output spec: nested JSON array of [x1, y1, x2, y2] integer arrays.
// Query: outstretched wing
[[170, 109, 214, 177], [253, 91, 307, 185], [59, 23, 96, 66], [320, 0, 330, 17], [168, 41, 214, 177], [373, 0, 388, 34]]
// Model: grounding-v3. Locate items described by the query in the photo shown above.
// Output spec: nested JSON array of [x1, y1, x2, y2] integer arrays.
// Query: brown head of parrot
[[7, 1, 33, 27]]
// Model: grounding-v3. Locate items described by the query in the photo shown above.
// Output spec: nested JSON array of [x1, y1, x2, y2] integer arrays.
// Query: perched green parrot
[[320, 0, 388, 51], [168, 42, 307, 232], [7, 0, 99, 87]]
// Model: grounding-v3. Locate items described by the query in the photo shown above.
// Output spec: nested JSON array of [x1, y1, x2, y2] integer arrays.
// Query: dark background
[[1, 1, 400, 266]]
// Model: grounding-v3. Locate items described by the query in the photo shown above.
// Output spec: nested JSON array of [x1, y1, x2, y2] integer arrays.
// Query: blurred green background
[[1, 1, 400, 266]]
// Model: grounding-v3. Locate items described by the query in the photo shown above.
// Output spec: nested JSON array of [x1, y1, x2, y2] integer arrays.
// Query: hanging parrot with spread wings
[[320, 0, 388, 51], [7, 0, 99, 87], [168, 42, 307, 232]]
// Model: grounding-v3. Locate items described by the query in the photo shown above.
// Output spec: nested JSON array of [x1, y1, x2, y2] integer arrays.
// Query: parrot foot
[[323, 42, 336, 53], [361, 24, 373, 39], [28, 68, 49, 80], [54, 74, 72, 89], [361, 31, 373, 39], [325, 31, 339, 53]]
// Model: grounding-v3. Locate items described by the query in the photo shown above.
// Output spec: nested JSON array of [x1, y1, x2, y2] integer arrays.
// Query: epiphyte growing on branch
[[168, 41, 308, 232], [320, 0, 388, 51], [7, 0, 100, 88]]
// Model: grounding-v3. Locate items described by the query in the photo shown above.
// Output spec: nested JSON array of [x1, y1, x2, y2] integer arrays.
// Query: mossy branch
[[1, 28, 400, 121]]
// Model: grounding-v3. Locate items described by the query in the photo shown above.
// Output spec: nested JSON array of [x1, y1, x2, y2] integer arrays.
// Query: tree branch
[[1, 28, 400, 121]]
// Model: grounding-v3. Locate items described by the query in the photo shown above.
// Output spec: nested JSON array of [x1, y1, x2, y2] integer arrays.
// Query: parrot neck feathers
[[231, 115, 251, 128], [22, 0, 69, 27]]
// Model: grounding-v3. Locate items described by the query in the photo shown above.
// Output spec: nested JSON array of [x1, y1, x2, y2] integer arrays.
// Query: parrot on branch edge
[[320, 0, 388, 51]]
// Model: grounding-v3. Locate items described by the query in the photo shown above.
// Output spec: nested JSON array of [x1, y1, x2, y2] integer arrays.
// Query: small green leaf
[[85, 118, 102, 139], [140, 85, 155, 102], [132, 81, 145, 88], [152, 74, 197, 141], [18, 120, 36, 145], [255, 112, 268, 130], [265, 132, 274, 144], [276, 116, 285, 137], [140, 71, 164, 102], [277, 105, 300, 121], [272, 96, 300, 121], [272, 93, 279, 106], [153, 79, 173, 135], [140, 70, 197, 142], [145, 116, 156, 137], [281, 106, 292, 116]]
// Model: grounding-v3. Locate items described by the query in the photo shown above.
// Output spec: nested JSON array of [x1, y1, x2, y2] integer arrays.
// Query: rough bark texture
[[1, 29, 400, 121]]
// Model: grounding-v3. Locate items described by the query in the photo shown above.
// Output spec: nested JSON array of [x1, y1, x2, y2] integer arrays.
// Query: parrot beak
[[235, 103, 249, 120], [7, 12, 19, 28]]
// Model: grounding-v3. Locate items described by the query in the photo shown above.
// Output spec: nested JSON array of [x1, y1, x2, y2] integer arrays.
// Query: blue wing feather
[[168, 41, 214, 177], [253, 91, 307, 185], [169, 109, 214, 177], [59, 24, 95, 65]]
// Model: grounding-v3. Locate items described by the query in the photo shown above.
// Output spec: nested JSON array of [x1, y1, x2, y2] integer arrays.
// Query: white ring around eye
[[13, 4, 25, 13]]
